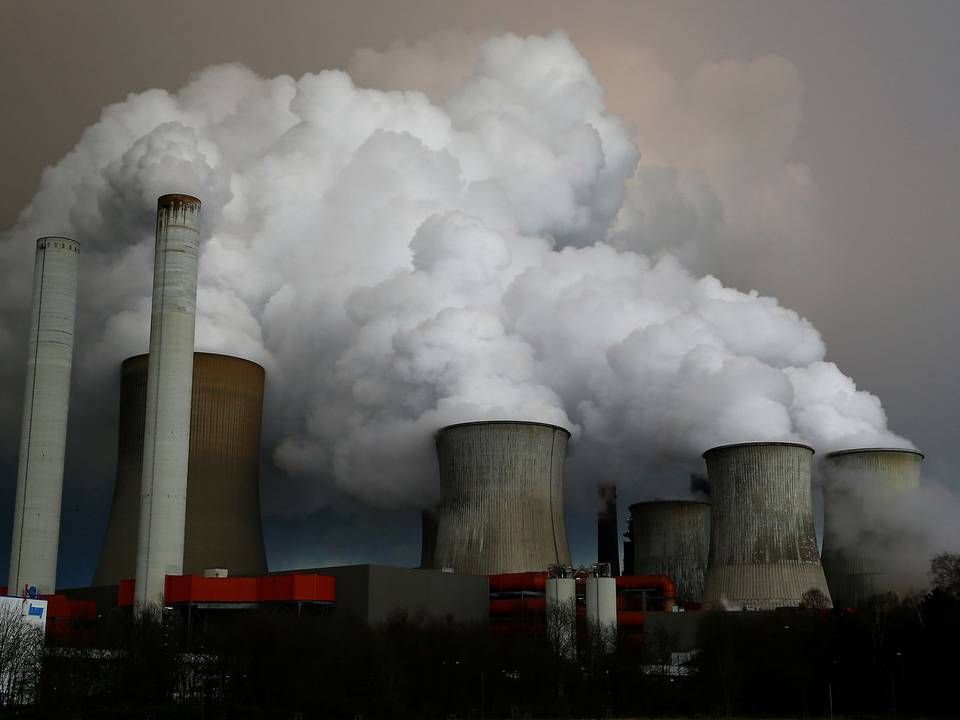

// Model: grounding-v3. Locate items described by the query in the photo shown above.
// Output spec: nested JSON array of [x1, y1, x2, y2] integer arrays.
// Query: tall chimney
[[134, 194, 201, 608], [597, 484, 620, 576], [8, 237, 80, 596]]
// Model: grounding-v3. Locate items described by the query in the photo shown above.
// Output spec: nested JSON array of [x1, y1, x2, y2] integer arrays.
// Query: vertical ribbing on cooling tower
[[630, 500, 710, 602], [95, 353, 267, 585], [135, 194, 201, 608], [8, 237, 80, 596], [431, 421, 572, 575], [702, 442, 831, 609], [821, 448, 924, 607]]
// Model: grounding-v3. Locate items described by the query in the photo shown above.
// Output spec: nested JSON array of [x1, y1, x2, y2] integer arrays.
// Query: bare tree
[[0, 601, 45, 707]]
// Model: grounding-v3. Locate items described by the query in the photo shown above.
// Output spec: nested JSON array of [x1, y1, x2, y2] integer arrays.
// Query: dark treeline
[[10, 554, 960, 718]]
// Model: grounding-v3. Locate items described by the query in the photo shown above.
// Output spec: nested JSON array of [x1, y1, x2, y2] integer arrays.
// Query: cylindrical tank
[[630, 500, 710, 603], [94, 352, 267, 586], [420, 508, 438, 569], [135, 194, 202, 607], [702, 442, 831, 610], [585, 576, 617, 651], [431, 421, 571, 575], [8, 237, 80, 596], [821, 447, 924, 607], [545, 576, 576, 657]]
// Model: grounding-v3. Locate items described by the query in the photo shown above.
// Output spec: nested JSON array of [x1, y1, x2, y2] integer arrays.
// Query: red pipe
[[616, 575, 676, 611], [488, 572, 547, 593], [489, 597, 546, 615]]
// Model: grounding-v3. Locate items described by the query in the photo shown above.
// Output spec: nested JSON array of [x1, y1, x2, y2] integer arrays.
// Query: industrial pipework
[[135, 194, 202, 609], [8, 237, 80, 596], [821, 447, 924, 607], [96, 352, 267, 586], [430, 421, 571, 575], [702, 442, 832, 610], [629, 500, 710, 603]]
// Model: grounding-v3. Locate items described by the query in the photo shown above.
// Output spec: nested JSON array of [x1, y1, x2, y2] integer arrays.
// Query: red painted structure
[[0, 586, 97, 641], [116, 574, 336, 607]]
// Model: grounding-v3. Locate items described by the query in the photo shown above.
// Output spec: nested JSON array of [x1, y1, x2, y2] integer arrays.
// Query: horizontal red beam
[[118, 574, 336, 606]]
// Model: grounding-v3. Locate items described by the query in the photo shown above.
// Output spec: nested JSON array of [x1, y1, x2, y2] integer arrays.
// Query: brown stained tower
[[94, 353, 267, 585]]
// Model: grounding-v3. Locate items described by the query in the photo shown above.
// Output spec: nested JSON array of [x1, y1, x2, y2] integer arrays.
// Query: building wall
[[630, 501, 710, 602], [702, 442, 831, 609], [431, 421, 571, 575], [95, 352, 266, 585]]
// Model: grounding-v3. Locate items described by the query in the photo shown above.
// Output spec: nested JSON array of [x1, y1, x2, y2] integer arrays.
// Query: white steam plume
[[0, 32, 910, 519]]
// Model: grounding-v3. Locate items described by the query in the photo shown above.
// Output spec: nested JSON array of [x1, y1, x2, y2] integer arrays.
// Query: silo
[[545, 570, 576, 658], [629, 500, 710, 603], [821, 448, 924, 607], [702, 442, 831, 609], [8, 237, 80, 596], [431, 421, 571, 575], [136, 194, 202, 608], [95, 353, 267, 586], [585, 571, 617, 652]]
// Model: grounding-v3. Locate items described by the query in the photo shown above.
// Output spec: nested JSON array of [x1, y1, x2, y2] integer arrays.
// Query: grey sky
[[1, 0, 957, 584]]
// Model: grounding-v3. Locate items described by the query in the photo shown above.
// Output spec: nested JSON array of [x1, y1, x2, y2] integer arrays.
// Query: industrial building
[[821, 447, 925, 607], [95, 352, 268, 586], [702, 442, 832, 610], [629, 500, 710, 603], [430, 421, 571, 575]]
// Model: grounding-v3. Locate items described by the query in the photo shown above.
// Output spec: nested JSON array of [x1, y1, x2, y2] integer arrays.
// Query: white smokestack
[[134, 194, 201, 608], [8, 237, 80, 596]]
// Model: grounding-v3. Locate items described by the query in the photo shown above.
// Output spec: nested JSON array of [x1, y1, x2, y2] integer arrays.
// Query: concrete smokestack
[[597, 484, 620, 576], [629, 500, 710, 603], [95, 353, 267, 586], [135, 194, 201, 608], [8, 237, 79, 596], [821, 447, 924, 607], [419, 508, 438, 569], [431, 421, 571, 575], [702, 442, 831, 610]]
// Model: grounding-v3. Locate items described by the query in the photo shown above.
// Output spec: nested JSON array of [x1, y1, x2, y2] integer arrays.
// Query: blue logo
[[28, 605, 43, 618]]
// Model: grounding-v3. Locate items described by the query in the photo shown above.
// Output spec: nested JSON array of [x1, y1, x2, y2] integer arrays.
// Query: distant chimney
[[597, 484, 620, 576]]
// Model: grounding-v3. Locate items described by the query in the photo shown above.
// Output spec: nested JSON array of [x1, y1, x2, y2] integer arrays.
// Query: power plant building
[[629, 500, 710, 603], [430, 421, 571, 575], [8, 237, 80, 596], [702, 442, 831, 609], [821, 447, 924, 607], [95, 352, 267, 586]]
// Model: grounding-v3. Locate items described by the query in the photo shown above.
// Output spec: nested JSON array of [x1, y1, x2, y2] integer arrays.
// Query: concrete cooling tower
[[702, 442, 831, 610], [821, 447, 924, 607], [94, 352, 267, 586], [430, 421, 571, 575], [629, 500, 710, 603]]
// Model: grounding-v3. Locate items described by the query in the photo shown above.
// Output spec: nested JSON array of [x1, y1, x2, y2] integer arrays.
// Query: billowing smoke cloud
[[0, 32, 910, 523]]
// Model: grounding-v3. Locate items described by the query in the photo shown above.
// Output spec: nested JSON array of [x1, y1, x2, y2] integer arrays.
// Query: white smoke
[[0, 31, 911, 519]]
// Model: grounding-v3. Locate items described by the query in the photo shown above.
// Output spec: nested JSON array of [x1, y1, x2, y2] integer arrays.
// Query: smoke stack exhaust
[[821, 447, 924, 607], [702, 442, 831, 609], [134, 194, 201, 608], [8, 237, 80, 596], [431, 421, 571, 575]]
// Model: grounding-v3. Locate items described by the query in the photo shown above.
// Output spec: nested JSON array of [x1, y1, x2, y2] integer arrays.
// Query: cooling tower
[[136, 194, 202, 607], [431, 421, 571, 575], [8, 237, 79, 596], [629, 500, 710, 603], [95, 353, 267, 586], [821, 447, 924, 607], [702, 442, 831, 609], [597, 484, 621, 576]]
